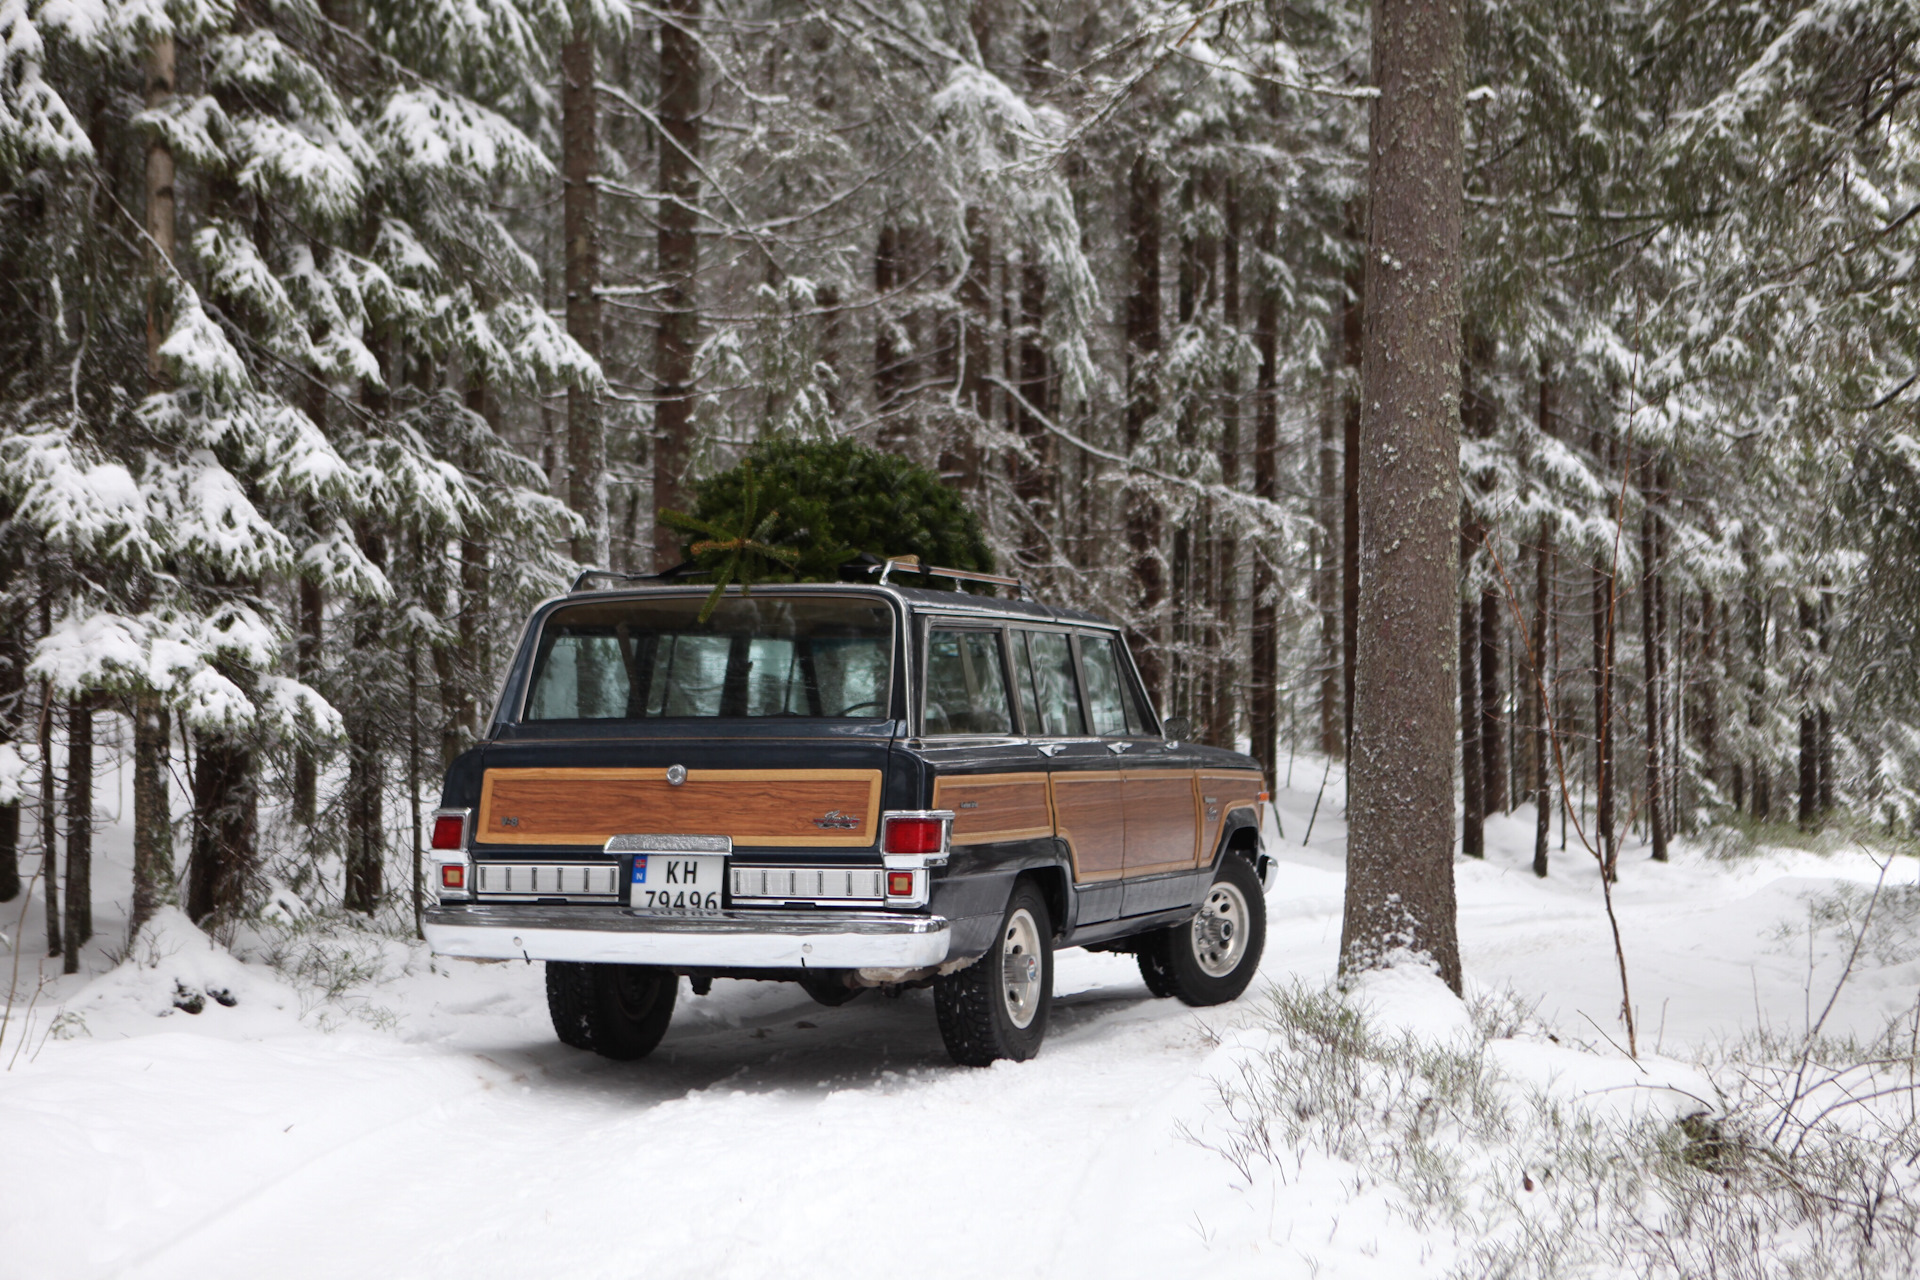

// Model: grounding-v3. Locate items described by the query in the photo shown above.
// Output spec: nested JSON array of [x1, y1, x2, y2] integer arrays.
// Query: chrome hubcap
[[1192, 881, 1249, 978], [1000, 907, 1043, 1029]]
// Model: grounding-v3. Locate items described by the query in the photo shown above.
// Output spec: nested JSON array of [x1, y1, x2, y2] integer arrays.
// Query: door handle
[[1036, 743, 1065, 757], [1106, 741, 1133, 755]]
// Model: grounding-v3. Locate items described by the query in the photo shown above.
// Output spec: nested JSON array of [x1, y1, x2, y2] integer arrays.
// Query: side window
[[1018, 630, 1086, 736], [923, 628, 1014, 736], [1079, 634, 1149, 737]]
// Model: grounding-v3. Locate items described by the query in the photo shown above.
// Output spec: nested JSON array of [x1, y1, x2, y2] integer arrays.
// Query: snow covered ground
[[2, 756, 1914, 1279]]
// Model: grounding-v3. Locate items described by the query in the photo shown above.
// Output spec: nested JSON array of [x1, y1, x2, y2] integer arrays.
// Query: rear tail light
[[886, 871, 916, 897], [883, 817, 945, 855], [441, 864, 465, 890], [431, 814, 466, 850]]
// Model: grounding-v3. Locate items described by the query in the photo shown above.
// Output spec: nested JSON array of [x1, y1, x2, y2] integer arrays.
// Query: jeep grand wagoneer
[[423, 570, 1272, 1065]]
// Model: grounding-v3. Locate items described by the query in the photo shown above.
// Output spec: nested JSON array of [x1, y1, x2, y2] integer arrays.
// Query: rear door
[[920, 620, 1055, 850], [1008, 627, 1124, 922], [1077, 632, 1203, 916]]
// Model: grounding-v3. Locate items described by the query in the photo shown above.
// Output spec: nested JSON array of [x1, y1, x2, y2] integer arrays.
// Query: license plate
[[629, 854, 726, 913]]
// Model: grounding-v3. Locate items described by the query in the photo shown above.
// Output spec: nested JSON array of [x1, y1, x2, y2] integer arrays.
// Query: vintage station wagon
[[422, 567, 1272, 1065]]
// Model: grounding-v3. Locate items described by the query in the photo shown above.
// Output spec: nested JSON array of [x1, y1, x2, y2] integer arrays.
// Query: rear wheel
[[545, 961, 598, 1050], [1137, 855, 1265, 1007], [548, 963, 678, 1060], [934, 882, 1053, 1066]]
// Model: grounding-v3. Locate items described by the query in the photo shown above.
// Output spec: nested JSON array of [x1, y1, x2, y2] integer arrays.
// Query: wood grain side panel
[[1198, 770, 1265, 862], [1050, 772, 1126, 882], [1122, 768, 1203, 876], [932, 772, 1054, 846], [477, 768, 882, 847]]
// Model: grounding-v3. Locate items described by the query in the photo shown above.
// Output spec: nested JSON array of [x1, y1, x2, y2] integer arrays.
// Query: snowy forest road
[[2, 773, 1910, 1280]]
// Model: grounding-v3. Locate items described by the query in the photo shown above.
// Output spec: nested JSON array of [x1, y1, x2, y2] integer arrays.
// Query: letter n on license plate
[[629, 854, 725, 914]]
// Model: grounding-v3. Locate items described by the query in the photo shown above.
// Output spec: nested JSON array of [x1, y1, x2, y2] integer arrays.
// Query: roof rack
[[567, 564, 705, 593], [567, 556, 1026, 599], [871, 555, 1025, 599]]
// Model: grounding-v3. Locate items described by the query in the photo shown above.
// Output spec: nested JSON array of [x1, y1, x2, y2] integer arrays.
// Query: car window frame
[[916, 617, 1020, 740], [1072, 628, 1161, 740], [1009, 625, 1093, 740]]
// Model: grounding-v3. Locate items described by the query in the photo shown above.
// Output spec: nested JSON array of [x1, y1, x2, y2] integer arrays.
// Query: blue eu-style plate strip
[[631, 856, 648, 884]]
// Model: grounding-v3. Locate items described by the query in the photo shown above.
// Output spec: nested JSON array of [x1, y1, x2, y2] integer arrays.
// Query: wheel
[[797, 969, 864, 1007], [1141, 855, 1265, 1007], [1136, 940, 1176, 998], [934, 881, 1053, 1066], [546, 960, 598, 1050], [563, 963, 679, 1061]]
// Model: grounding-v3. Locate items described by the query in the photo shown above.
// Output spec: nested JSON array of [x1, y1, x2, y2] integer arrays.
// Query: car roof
[[554, 580, 1116, 629]]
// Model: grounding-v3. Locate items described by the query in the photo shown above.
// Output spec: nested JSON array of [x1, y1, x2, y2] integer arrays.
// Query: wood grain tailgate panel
[[932, 772, 1054, 846], [478, 768, 882, 847]]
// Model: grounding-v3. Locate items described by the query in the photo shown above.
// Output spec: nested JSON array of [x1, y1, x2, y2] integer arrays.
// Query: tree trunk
[[293, 576, 321, 825], [0, 585, 21, 903], [130, 696, 174, 936], [343, 528, 387, 914], [408, 635, 423, 938], [1641, 453, 1668, 860], [187, 731, 258, 927], [39, 585, 58, 954], [1480, 583, 1505, 814], [1798, 594, 1818, 831], [62, 694, 93, 971], [145, 34, 176, 381], [1210, 177, 1241, 751], [1340, 0, 1466, 992], [1317, 389, 1342, 756], [1461, 590, 1483, 859], [1250, 210, 1280, 786], [1593, 431, 1617, 875], [1699, 589, 1718, 810], [564, 19, 607, 566], [1533, 364, 1554, 877], [1340, 249, 1363, 760], [132, 29, 180, 928], [652, 0, 702, 570], [1123, 154, 1166, 704], [1817, 584, 1833, 815]]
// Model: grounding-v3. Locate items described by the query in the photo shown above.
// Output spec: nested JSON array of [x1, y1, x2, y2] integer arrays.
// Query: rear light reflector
[[440, 864, 465, 890], [884, 817, 944, 854], [886, 871, 916, 897], [431, 815, 465, 850]]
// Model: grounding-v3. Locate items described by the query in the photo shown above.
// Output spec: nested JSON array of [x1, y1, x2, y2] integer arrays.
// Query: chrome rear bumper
[[423, 903, 952, 968]]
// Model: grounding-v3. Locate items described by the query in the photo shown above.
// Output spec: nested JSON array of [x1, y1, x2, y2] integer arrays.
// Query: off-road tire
[[1138, 854, 1265, 1007], [545, 960, 598, 1050], [1136, 940, 1177, 998], [934, 881, 1053, 1066], [580, 963, 678, 1061]]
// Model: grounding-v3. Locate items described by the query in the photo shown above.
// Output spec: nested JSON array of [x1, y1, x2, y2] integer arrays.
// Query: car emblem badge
[[666, 764, 687, 786], [813, 810, 858, 829]]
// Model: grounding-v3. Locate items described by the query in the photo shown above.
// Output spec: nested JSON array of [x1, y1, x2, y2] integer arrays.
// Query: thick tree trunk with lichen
[[1339, 0, 1465, 993]]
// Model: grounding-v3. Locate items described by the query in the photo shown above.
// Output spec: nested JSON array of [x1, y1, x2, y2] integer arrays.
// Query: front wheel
[[1136, 854, 1265, 1007], [934, 881, 1053, 1066]]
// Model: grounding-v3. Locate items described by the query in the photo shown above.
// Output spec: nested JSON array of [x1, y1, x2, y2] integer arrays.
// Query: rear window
[[522, 595, 895, 720]]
